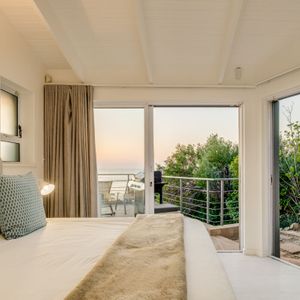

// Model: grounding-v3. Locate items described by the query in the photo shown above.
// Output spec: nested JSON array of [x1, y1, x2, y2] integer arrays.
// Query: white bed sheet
[[0, 217, 235, 300]]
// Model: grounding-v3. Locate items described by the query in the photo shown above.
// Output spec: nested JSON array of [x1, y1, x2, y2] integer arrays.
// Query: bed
[[0, 216, 235, 300]]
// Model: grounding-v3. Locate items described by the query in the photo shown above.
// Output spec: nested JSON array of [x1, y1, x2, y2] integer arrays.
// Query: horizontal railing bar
[[223, 213, 238, 216], [164, 185, 180, 189], [164, 199, 179, 202], [224, 207, 239, 210], [181, 211, 205, 220], [98, 173, 136, 176], [181, 206, 237, 217], [164, 188, 238, 195], [183, 208, 207, 215], [163, 196, 238, 206], [99, 181, 129, 183], [163, 175, 238, 181], [164, 193, 180, 198], [181, 196, 208, 203], [181, 201, 206, 209], [164, 185, 238, 192]]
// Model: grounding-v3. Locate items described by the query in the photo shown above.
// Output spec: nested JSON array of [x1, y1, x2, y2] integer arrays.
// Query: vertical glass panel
[[154, 107, 240, 250], [0, 141, 20, 162], [94, 108, 145, 217], [278, 95, 300, 266], [0, 89, 18, 136]]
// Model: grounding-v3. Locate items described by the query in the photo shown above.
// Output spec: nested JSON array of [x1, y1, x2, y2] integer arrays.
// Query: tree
[[158, 134, 238, 179], [158, 134, 239, 224], [193, 134, 238, 179], [279, 121, 300, 227], [157, 144, 200, 177]]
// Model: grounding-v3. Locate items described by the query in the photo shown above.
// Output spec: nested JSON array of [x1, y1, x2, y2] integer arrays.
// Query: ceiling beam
[[218, 0, 246, 84], [135, 0, 153, 84], [33, 0, 85, 82]]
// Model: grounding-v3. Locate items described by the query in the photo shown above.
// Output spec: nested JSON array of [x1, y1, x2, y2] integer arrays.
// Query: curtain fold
[[44, 85, 97, 217]]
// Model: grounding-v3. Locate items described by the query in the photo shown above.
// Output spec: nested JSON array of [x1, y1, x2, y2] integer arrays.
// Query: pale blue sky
[[279, 94, 300, 131], [94, 107, 239, 171]]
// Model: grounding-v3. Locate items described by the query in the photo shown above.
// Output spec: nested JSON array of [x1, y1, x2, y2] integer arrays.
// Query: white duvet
[[0, 217, 235, 300]]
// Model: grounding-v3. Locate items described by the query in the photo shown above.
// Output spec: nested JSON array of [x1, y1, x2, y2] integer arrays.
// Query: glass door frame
[[272, 94, 300, 258], [93, 103, 155, 214], [272, 100, 280, 257], [94, 103, 242, 221], [151, 104, 242, 251], [144, 105, 154, 214]]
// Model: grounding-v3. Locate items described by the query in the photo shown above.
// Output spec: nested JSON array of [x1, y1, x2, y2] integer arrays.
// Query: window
[[0, 88, 21, 162]]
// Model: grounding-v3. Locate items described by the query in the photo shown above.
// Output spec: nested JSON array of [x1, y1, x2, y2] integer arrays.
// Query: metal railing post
[[206, 180, 210, 224], [179, 178, 183, 212], [220, 180, 224, 226]]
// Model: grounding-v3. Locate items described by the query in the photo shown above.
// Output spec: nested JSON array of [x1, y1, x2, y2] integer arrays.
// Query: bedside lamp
[[39, 181, 55, 196]]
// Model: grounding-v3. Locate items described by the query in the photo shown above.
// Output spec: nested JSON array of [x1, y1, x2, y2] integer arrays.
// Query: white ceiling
[[2, 0, 300, 86], [0, 0, 70, 69]]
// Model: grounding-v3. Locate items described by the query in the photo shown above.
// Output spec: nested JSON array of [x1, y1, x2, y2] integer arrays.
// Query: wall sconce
[[39, 181, 55, 196]]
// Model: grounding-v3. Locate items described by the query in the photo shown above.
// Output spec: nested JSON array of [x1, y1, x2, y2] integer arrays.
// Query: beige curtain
[[44, 85, 97, 217]]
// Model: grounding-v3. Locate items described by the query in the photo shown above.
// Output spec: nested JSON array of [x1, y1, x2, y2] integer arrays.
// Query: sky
[[279, 94, 300, 131], [94, 107, 239, 172], [154, 107, 238, 165]]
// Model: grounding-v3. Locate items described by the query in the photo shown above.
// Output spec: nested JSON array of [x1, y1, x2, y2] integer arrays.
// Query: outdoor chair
[[114, 181, 136, 215], [98, 180, 116, 216]]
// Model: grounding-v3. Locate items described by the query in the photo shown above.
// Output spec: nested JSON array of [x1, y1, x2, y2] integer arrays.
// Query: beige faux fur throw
[[65, 213, 186, 300]]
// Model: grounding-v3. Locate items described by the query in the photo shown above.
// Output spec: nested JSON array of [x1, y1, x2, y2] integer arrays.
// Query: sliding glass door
[[94, 108, 146, 217], [93, 104, 241, 253], [153, 106, 240, 251], [273, 95, 300, 266]]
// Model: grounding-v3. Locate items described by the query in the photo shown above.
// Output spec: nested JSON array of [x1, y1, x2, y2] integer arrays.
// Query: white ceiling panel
[[2, 0, 300, 86], [143, 0, 232, 84], [224, 0, 300, 85], [0, 0, 70, 69], [36, 0, 148, 83]]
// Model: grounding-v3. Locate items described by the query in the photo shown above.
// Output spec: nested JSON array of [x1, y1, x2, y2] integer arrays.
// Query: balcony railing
[[98, 173, 136, 196], [97, 173, 239, 225], [162, 176, 239, 226]]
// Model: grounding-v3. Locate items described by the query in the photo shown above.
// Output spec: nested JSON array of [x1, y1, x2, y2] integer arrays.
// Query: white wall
[[0, 11, 45, 178]]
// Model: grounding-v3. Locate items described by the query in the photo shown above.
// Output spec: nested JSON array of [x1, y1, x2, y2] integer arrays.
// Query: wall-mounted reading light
[[39, 180, 55, 196]]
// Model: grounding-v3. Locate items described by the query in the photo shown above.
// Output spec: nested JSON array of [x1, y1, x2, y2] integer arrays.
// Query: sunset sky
[[94, 107, 239, 172]]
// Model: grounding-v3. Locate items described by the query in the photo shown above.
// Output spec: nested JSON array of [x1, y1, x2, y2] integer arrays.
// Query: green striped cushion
[[0, 172, 46, 239]]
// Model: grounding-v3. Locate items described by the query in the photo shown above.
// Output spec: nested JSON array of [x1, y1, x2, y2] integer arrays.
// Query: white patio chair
[[98, 181, 116, 216], [114, 181, 135, 215]]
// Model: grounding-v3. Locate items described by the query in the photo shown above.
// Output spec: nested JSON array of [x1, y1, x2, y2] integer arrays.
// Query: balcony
[[98, 173, 239, 250]]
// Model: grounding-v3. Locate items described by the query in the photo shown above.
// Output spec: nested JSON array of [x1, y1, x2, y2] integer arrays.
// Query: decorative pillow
[[0, 172, 46, 239]]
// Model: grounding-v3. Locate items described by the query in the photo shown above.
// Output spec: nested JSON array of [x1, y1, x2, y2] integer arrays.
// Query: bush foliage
[[157, 134, 239, 224], [279, 121, 300, 228], [158, 119, 300, 228]]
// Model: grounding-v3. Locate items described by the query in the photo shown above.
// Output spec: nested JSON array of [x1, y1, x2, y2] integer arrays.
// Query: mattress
[[0, 217, 235, 300]]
